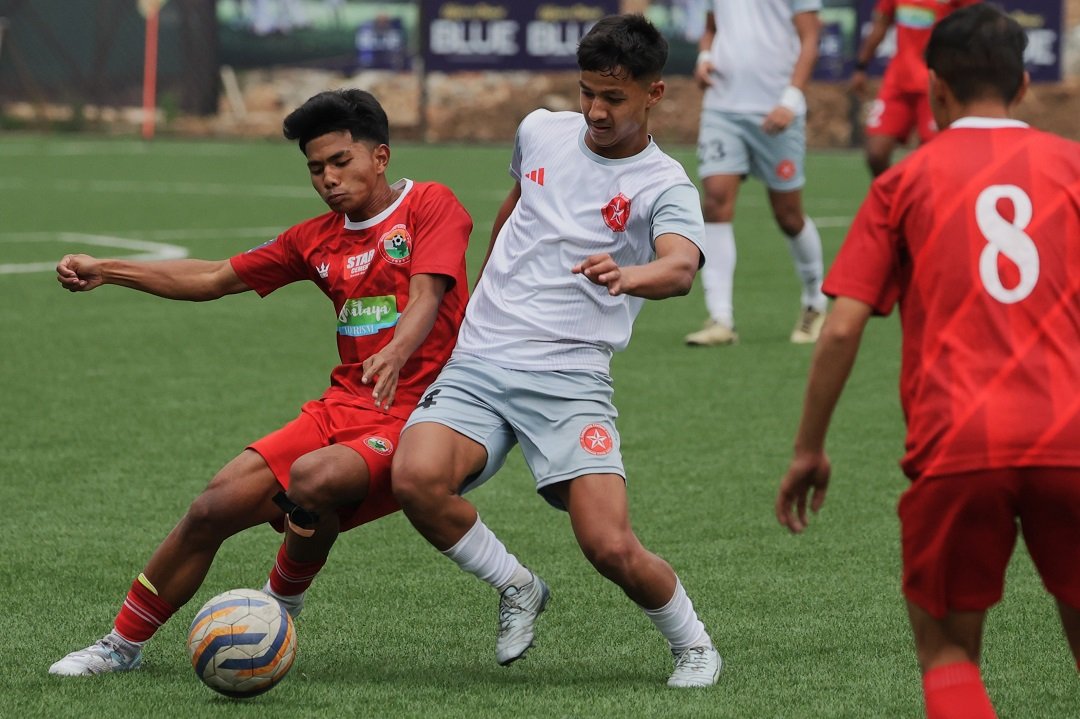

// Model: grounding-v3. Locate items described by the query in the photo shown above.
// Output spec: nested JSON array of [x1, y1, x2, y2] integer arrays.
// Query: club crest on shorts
[[579, 423, 613, 455], [379, 224, 412, 264], [601, 193, 631, 232], [775, 159, 796, 182], [364, 436, 394, 455]]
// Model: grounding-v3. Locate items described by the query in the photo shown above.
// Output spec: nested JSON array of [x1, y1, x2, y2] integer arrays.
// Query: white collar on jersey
[[949, 117, 1029, 130], [343, 178, 413, 231]]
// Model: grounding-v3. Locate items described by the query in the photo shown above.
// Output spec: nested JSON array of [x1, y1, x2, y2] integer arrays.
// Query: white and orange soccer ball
[[187, 588, 297, 698]]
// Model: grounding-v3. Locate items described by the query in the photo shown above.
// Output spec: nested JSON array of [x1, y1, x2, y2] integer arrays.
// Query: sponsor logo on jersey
[[579, 423, 613, 455], [601, 193, 631, 233], [379, 224, 412, 264], [316, 262, 330, 279], [337, 295, 400, 336], [524, 167, 545, 186], [896, 5, 937, 29], [363, 436, 394, 455], [345, 249, 376, 278], [776, 159, 796, 182], [245, 236, 278, 253]]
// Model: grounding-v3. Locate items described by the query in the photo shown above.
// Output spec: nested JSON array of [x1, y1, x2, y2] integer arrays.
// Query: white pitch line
[[0, 231, 189, 275]]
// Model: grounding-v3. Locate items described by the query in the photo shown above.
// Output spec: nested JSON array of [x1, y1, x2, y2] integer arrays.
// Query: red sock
[[922, 662, 996, 719], [113, 576, 178, 643], [267, 543, 326, 597]]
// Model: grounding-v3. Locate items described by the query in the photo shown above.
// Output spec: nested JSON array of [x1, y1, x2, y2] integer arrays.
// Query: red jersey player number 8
[[975, 185, 1038, 305]]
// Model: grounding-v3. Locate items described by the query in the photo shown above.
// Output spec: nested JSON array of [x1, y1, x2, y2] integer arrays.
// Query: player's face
[[303, 130, 390, 220], [579, 69, 664, 159]]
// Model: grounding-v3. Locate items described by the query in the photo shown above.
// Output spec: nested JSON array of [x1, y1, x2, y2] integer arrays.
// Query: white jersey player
[[685, 0, 829, 347], [391, 14, 723, 689]]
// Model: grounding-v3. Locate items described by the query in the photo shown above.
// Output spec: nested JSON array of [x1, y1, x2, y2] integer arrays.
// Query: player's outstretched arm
[[361, 272, 450, 410], [572, 233, 699, 299], [776, 296, 873, 533], [56, 254, 251, 301]]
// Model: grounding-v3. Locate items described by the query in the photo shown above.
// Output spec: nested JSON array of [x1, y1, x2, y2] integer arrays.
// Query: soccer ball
[[187, 588, 297, 698]]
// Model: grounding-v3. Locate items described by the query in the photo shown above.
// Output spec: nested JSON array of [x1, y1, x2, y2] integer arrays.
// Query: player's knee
[[182, 490, 233, 542], [775, 210, 804, 237], [393, 453, 451, 509], [287, 454, 339, 511], [867, 151, 891, 177], [702, 194, 734, 223], [580, 534, 639, 582]]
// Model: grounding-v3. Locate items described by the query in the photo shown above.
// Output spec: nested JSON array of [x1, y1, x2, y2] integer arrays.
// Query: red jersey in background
[[824, 118, 1080, 478]]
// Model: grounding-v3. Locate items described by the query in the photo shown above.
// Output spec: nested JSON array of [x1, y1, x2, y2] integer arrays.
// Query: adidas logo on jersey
[[525, 167, 545, 186]]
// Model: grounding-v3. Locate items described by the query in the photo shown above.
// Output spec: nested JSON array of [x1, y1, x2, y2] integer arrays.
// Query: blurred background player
[[48, 89, 471, 676], [391, 15, 721, 688], [850, 0, 980, 177], [684, 0, 827, 347], [776, 6, 1080, 718]]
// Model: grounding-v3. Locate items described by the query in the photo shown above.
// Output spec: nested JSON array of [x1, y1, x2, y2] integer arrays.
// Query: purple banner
[[421, 0, 619, 72], [855, 1, 1064, 83]]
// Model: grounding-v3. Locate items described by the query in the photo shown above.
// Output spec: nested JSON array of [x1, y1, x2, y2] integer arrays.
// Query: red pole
[[141, 8, 160, 140]]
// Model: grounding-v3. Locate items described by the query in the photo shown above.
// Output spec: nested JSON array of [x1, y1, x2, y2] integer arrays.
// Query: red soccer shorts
[[250, 397, 403, 532], [865, 87, 937, 144], [898, 467, 1080, 619]]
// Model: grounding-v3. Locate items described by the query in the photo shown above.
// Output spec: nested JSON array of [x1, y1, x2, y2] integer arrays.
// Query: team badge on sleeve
[[601, 193, 631, 233], [579, 423, 613, 455], [379, 224, 412, 264]]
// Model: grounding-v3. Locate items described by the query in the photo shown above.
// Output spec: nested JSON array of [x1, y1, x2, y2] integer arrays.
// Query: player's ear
[[1010, 71, 1030, 108], [646, 80, 665, 108], [373, 143, 391, 174]]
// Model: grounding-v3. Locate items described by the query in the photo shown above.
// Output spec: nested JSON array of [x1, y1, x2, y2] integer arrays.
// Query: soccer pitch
[[1, 136, 1075, 718]]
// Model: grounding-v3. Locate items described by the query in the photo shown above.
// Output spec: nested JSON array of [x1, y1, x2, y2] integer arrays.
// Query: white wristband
[[696, 50, 711, 66], [778, 85, 806, 115]]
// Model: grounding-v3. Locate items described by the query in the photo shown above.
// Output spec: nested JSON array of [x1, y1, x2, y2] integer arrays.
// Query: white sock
[[442, 515, 529, 592], [786, 216, 827, 311], [699, 222, 736, 327], [642, 579, 710, 653]]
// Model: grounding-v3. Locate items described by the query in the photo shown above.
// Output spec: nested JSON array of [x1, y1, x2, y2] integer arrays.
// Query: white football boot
[[49, 632, 143, 676], [667, 644, 722, 688], [495, 571, 550, 666]]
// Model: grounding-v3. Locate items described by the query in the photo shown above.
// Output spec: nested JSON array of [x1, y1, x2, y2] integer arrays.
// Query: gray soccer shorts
[[697, 108, 806, 191], [404, 354, 625, 510]]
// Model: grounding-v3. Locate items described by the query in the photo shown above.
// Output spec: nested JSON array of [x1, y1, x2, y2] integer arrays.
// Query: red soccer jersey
[[824, 119, 1080, 478], [876, 0, 980, 94], [230, 180, 472, 420]]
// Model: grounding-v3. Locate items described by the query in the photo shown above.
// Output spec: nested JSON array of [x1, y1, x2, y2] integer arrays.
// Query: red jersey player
[[851, 0, 979, 176], [49, 89, 472, 676], [777, 6, 1080, 718]]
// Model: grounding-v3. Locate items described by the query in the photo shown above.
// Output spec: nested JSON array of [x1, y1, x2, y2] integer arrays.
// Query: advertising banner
[[854, 1, 1064, 83], [421, 0, 619, 72]]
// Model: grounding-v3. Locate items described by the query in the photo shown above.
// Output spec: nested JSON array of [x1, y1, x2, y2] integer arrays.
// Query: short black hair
[[925, 4, 1027, 104], [282, 89, 390, 153], [577, 14, 668, 83]]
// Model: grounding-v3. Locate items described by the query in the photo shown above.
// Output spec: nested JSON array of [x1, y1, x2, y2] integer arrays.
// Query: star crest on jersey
[[525, 167, 545, 186], [316, 262, 330, 279], [379, 224, 412, 265], [601, 193, 631, 233], [579, 423, 613, 456]]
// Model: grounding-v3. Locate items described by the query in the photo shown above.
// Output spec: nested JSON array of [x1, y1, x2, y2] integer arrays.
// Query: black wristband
[[854, 60, 869, 72]]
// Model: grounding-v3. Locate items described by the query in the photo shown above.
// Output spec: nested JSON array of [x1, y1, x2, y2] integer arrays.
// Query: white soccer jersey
[[702, 0, 821, 115], [453, 110, 704, 373]]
